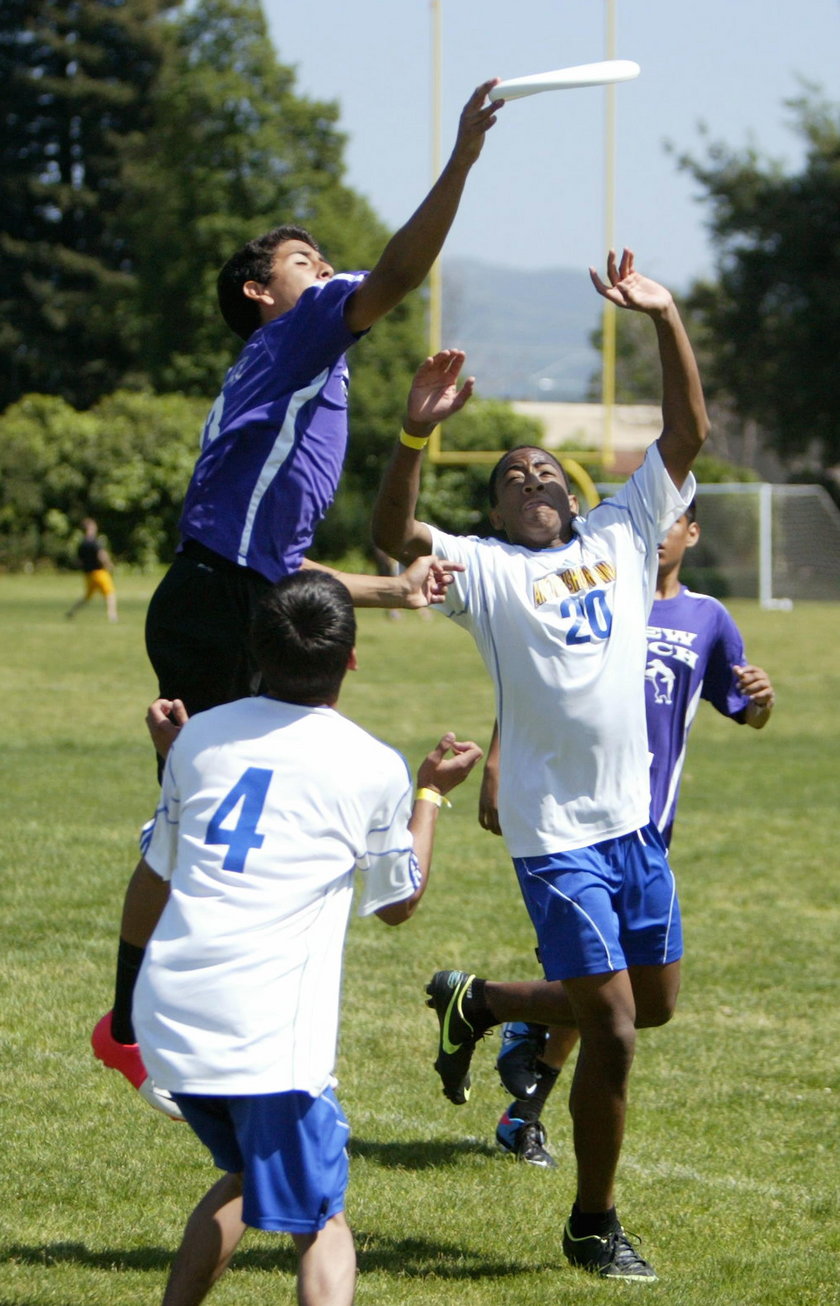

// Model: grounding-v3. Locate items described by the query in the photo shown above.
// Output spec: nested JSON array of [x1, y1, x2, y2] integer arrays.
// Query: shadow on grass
[[0, 1241, 173, 1272], [0, 1232, 550, 1281], [354, 1231, 546, 1279], [349, 1135, 498, 1169]]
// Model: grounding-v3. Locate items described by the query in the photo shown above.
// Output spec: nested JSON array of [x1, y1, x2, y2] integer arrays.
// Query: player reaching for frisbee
[[481, 497, 775, 1171], [93, 80, 499, 1117], [372, 249, 710, 1281], [145, 79, 504, 730]]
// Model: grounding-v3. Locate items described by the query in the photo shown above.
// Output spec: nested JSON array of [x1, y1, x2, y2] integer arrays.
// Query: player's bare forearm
[[590, 249, 709, 485], [372, 444, 433, 562], [307, 556, 462, 609], [119, 858, 170, 948], [345, 82, 501, 332], [301, 558, 404, 606], [652, 303, 710, 486], [478, 719, 502, 836]]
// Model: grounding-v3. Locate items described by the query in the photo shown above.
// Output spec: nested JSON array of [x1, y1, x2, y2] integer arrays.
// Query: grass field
[[1, 572, 838, 1306]]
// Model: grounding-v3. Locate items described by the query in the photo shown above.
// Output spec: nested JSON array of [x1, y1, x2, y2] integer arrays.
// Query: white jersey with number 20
[[429, 443, 694, 857]]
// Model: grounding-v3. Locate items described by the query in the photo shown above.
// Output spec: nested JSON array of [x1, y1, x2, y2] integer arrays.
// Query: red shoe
[[91, 1012, 183, 1121]]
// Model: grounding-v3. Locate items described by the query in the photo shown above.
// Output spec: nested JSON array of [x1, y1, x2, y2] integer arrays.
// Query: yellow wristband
[[416, 787, 451, 808], [400, 429, 430, 450]]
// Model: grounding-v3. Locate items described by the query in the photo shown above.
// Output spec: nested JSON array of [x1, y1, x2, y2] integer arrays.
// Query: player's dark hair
[[487, 446, 570, 506], [250, 571, 355, 705], [217, 225, 321, 341], [684, 496, 697, 524]]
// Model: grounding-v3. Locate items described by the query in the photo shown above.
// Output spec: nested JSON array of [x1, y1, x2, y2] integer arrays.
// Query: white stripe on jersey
[[237, 370, 328, 567], [657, 681, 703, 839]]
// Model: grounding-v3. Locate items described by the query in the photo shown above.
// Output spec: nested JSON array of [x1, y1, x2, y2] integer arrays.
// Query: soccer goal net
[[597, 482, 840, 607]]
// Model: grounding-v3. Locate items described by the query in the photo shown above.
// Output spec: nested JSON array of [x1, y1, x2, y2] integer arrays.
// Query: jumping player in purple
[[481, 499, 775, 1174], [94, 81, 503, 1127], [145, 80, 504, 723]]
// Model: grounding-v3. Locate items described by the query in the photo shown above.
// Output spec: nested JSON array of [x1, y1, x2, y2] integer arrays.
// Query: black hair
[[250, 571, 355, 705], [216, 224, 321, 341], [487, 445, 570, 506], [684, 496, 697, 524]]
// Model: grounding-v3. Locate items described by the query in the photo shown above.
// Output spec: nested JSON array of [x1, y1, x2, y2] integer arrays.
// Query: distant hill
[[442, 257, 602, 402]]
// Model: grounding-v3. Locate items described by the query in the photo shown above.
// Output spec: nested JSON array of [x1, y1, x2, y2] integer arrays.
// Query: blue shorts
[[172, 1087, 350, 1233], [513, 822, 682, 980]]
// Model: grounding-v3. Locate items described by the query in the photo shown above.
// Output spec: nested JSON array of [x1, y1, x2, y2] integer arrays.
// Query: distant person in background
[[65, 518, 118, 623], [480, 496, 776, 1169]]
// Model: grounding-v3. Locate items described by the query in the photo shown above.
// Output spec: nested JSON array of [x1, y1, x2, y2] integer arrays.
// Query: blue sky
[[263, 0, 839, 291]]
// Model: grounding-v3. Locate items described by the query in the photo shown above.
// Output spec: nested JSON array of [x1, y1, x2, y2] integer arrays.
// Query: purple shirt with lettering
[[645, 585, 751, 847]]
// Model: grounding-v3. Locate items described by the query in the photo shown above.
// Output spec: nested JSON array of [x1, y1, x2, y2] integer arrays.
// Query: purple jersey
[[179, 272, 367, 582], [645, 585, 751, 847]]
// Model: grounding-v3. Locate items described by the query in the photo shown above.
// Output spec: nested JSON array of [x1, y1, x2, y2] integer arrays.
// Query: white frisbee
[[494, 59, 640, 101]]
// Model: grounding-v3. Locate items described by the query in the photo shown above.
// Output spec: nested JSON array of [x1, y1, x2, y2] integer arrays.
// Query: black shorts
[[145, 541, 272, 720]]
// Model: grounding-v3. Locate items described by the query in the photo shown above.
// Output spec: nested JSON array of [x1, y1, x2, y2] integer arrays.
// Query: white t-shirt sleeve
[[355, 761, 421, 916], [142, 748, 181, 882], [614, 441, 696, 552], [424, 525, 481, 618]]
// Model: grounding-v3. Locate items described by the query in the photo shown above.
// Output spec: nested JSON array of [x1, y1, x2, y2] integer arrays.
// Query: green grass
[[1, 573, 838, 1305]]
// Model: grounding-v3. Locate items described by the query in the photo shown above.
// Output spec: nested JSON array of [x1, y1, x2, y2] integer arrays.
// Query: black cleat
[[496, 1021, 548, 1099], [425, 970, 481, 1105], [562, 1221, 657, 1280], [496, 1113, 557, 1168]]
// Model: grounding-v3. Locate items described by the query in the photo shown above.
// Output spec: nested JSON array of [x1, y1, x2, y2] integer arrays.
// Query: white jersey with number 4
[[428, 443, 694, 857], [134, 697, 419, 1098]]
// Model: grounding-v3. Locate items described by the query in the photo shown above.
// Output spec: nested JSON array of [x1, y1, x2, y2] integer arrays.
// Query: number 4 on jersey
[[205, 767, 272, 872]]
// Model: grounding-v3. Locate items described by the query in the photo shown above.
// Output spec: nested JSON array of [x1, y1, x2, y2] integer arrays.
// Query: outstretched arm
[[300, 554, 464, 609], [345, 82, 502, 333], [372, 349, 475, 561], [590, 248, 710, 486]]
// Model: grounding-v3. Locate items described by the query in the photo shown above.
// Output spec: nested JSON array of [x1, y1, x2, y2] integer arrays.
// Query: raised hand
[[405, 350, 475, 430], [589, 248, 674, 315], [452, 79, 504, 167]]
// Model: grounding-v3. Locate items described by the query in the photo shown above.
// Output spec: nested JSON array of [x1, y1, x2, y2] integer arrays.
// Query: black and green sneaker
[[562, 1221, 657, 1281], [425, 970, 482, 1105]]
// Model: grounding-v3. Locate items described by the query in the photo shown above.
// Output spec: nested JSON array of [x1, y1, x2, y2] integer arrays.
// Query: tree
[[0, 0, 427, 421], [122, 0, 390, 395], [1, 0, 535, 566], [0, 0, 170, 410], [676, 93, 840, 466], [0, 389, 206, 568]]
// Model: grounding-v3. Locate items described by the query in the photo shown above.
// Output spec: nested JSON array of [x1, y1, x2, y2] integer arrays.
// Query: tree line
[[2, 2, 838, 567], [1, 0, 544, 567]]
